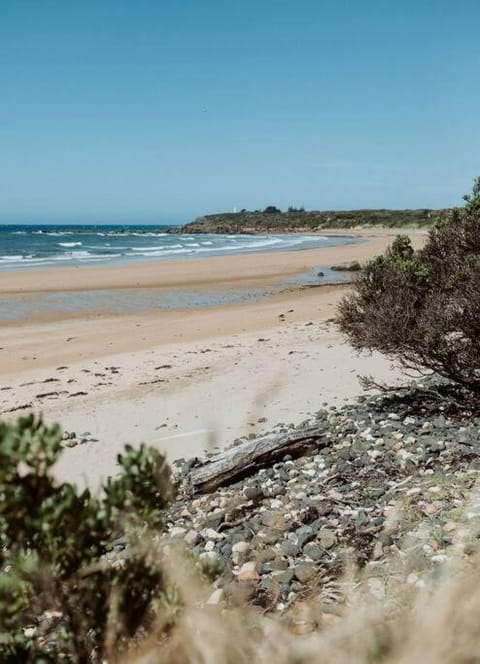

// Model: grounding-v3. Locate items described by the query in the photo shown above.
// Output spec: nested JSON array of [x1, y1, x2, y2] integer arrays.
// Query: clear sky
[[1, 0, 479, 224]]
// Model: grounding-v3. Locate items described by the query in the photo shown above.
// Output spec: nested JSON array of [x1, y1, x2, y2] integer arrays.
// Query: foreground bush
[[337, 178, 480, 393], [0, 415, 175, 662]]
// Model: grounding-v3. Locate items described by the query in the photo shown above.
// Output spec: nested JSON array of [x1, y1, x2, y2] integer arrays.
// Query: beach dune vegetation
[[337, 178, 480, 393]]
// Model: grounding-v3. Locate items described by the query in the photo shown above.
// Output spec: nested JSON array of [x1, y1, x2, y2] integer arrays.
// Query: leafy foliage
[[0, 414, 176, 662], [337, 178, 480, 392]]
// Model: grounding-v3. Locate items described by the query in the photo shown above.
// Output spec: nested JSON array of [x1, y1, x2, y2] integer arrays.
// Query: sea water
[[0, 224, 361, 271]]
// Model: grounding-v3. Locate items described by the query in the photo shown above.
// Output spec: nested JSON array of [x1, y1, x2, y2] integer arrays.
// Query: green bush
[[337, 178, 480, 392], [0, 414, 176, 662]]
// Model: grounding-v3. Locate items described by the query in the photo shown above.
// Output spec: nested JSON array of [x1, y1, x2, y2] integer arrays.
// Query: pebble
[[261, 510, 286, 529], [318, 530, 338, 550], [237, 561, 259, 581], [170, 527, 187, 538], [185, 529, 200, 546], [244, 485, 264, 500], [199, 551, 222, 565], [294, 563, 317, 583], [204, 528, 223, 541], [232, 541, 250, 554], [303, 542, 323, 561], [275, 568, 294, 584], [165, 380, 480, 610]]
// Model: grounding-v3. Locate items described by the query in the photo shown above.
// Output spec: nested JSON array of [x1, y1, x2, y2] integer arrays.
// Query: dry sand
[[0, 228, 426, 487]]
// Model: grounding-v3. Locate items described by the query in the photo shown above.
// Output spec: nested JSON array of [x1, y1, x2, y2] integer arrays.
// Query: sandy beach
[[0, 228, 426, 487]]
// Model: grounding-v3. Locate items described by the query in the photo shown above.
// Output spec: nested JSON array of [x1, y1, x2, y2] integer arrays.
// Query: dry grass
[[116, 483, 480, 664], [125, 563, 480, 664]]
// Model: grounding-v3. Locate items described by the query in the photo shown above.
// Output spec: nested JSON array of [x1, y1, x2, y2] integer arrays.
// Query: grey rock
[[457, 432, 472, 446], [290, 581, 303, 593], [355, 511, 370, 528], [294, 563, 317, 583], [259, 577, 275, 592], [303, 542, 323, 561], [276, 568, 294, 584], [260, 510, 286, 529], [278, 469, 290, 482], [245, 519, 262, 534], [257, 547, 277, 563], [279, 540, 301, 557], [338, 447, 353, 460], [205, 512, 225, 530], [262, 558, 289, 573], [270, 482, 286, 497], [318, 529, 338, 550], [317, 503, 333, 517], [244, 485, 264, 500], [296, 525, 315, 548], [184, 529, 200, 546], [256, 529, 281, 545]]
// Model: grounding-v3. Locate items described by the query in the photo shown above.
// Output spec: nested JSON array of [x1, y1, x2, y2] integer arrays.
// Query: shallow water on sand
[[0, 267, 352, 322]]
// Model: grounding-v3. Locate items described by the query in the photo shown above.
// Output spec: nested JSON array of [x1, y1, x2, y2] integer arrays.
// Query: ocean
[[0, 224, 360, 271]]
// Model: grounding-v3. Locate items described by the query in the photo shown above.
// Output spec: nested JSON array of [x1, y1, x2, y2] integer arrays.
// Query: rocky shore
[[166, 382, 480, 612]]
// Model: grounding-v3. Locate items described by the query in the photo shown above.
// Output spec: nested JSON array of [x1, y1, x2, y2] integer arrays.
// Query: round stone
[[303, 542, 323, 561], [318, 529, 338, 550], [244, 485, 264, 500], [294, 563, 317, 584]]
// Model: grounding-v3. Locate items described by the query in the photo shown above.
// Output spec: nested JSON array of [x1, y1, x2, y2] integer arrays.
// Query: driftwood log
[[188, 424, 326, 494]]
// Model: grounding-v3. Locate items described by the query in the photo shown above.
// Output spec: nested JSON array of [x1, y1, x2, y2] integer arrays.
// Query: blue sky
[[1, 1, 479, 224]]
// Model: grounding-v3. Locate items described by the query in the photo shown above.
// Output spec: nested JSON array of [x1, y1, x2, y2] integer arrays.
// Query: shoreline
[[0, 227, 424, 296], [0, 228, 360, 280], [0, 227, 427, 487]]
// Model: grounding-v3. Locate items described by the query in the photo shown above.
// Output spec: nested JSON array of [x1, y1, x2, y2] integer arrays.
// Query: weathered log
[[187, 424, 326, 494]]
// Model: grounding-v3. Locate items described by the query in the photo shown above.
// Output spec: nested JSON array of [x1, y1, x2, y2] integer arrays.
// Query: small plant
[[0, 414, 176, 662], [337, 178, 480, 393]]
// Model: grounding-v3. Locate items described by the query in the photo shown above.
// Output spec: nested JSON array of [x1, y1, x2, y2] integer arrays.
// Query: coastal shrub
[[263, 205, 281, 214], [0, 414, 176, 662], [337, 178, 480, 393]]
